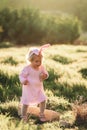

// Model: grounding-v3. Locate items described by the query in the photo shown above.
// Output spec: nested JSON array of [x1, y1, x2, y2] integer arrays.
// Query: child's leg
[[21, 104, 28, 122], [39, 100, 46, 114], [39, 100, 46, 121]]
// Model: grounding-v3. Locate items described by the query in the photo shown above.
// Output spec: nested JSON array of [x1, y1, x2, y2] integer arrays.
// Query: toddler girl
[[19, 44, 50, 122]]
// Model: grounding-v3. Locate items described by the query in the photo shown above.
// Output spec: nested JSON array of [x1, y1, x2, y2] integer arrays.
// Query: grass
[[1, 56, 18, 66], [79, 68, 87, 79], [52, 54, 74, 64], [0, 44, 87, 130]]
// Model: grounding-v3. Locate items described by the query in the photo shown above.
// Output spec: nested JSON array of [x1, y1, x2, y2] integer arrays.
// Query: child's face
[[31, 55, 42, 69]]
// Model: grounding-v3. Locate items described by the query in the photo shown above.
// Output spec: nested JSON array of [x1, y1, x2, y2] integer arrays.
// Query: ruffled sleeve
[[19, 66, 29, 84]]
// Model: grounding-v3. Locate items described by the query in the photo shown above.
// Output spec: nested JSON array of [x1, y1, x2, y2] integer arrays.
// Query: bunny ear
[[39, 43, 50, 53]]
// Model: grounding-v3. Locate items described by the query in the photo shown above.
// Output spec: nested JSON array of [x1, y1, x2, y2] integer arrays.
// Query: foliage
[[0, 8, 81, 44], [0, 0, 87, 31], [0, 8, 45, 44], [45, 16, 81, 43], [0, 42, 13, 48], [74, 0, 87, 31]]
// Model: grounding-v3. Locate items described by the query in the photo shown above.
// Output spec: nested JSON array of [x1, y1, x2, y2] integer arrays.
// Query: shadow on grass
[[55, 82, 87, 102], [45, 69, 87, 102], [1, 56, 18, 65], [52, 55, 74, 64], [0, 70, 21, 102], [79, 68, 87, 79], [0, 102, 18, 118], [76, 49, 87, 53], [0, 67, 87, 103]]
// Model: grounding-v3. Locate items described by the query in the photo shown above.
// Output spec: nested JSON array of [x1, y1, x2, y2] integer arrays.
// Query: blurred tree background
[[0, 0, 87, 45]]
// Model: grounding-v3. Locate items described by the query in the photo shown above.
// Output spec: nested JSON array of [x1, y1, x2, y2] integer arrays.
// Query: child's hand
[[39, 72, 47, 81], [23, 80, 29, 85]]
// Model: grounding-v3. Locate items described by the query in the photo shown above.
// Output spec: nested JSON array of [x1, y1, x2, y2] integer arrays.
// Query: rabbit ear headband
[[27, 44, 50, 60]]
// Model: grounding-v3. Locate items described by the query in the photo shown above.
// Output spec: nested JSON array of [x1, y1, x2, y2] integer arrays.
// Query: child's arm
[[40, 66, 49, 81], [19, 67, 29, 85]]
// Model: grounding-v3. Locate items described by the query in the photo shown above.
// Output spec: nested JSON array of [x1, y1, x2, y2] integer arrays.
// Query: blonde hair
[[26, 49, 43, 63]]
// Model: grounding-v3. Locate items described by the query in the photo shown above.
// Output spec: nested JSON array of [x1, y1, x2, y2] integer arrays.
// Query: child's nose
[[38, 62, 41, 65]]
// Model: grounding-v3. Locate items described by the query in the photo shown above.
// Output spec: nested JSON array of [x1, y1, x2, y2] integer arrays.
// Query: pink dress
[[19, 65, 48, 105]]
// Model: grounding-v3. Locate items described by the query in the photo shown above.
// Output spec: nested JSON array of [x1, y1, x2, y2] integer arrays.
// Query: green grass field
[[0, 44, 87, 130]]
